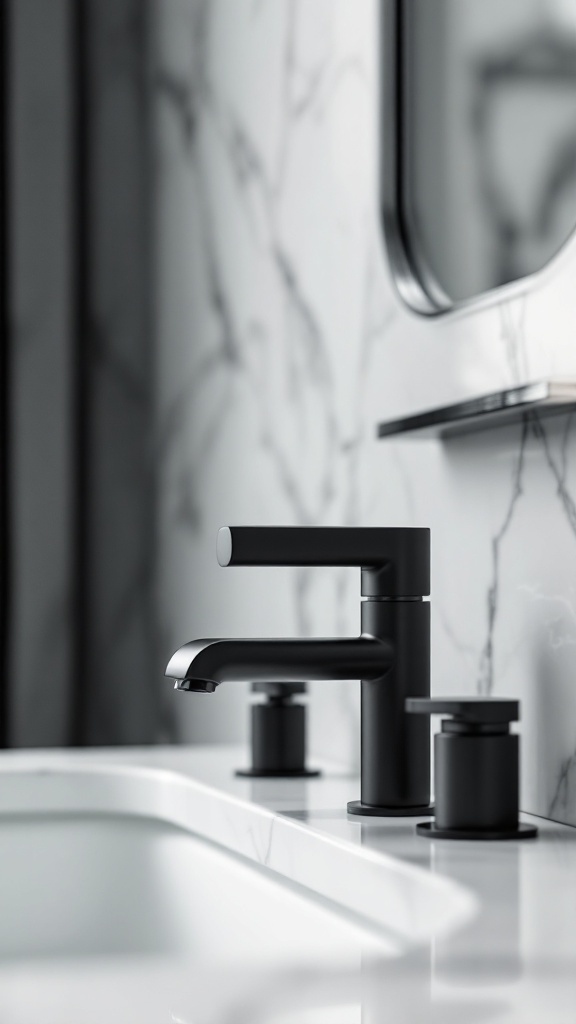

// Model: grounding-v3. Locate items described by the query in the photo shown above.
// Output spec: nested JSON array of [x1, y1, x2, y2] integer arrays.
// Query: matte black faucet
[[166, 526, 433, 816]]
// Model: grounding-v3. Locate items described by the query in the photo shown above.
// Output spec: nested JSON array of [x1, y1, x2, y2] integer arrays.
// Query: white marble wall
[[152, 0, 576, 826]]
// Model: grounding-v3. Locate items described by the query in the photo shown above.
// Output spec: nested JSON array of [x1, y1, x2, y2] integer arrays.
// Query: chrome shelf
[[377, 380, 576, 440]]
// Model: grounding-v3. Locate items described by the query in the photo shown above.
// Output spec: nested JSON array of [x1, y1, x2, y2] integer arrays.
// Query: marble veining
[[152, 0, 576, 825], [478, 419, 528, 697]]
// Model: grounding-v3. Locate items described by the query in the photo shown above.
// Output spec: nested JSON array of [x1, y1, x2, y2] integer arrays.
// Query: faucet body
[[166, 527, 432, 816]]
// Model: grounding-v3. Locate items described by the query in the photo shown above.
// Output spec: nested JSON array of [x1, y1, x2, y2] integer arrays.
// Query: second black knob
[[406, 697, 538, 840]]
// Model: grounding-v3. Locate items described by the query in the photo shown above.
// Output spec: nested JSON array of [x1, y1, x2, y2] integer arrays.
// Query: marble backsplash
[[152, 0, 576, 826]]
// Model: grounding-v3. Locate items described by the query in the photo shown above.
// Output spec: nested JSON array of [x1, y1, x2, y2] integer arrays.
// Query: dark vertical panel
[[69, 0, 90, 745], [9, 0, 75, 747], [0, 0, 11, 748], [83, 0, 160, 744], [6, 0, 160, 747], [71, 0, 161, 745]]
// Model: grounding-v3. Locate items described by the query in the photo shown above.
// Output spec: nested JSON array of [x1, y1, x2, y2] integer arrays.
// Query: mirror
[[385, 0, 576, 312]]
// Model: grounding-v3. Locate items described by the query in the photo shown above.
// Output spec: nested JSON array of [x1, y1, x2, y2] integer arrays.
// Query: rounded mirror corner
[[381, 0, 576, 319]]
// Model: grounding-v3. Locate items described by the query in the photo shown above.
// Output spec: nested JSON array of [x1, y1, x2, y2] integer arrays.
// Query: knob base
[[416, 820, 538, 841], [235, 767, 321, 778], [347, 800, 434, 817]]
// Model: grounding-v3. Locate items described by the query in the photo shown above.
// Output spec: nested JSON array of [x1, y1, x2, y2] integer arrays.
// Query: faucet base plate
[[236, 768, 321, 779], [347, 800, 435, 817], [416, 820, 538, 841]]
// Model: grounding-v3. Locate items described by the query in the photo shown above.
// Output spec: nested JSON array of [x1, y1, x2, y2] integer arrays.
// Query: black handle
[[406, 697, 519, 725], [406, 696, 535, 840], [217, 526, 430, 598]]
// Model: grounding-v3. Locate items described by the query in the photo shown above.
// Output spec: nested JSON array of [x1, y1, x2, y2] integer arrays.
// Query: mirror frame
[[380, 0, 576, 320]]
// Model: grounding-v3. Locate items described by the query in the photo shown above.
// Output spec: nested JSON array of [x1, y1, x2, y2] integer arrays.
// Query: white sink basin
[[0, 768, 397, 1024]]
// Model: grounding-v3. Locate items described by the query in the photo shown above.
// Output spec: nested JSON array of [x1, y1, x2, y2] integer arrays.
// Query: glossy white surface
[[1, 745, 575, 1022], [0, 748, 469, 1024]]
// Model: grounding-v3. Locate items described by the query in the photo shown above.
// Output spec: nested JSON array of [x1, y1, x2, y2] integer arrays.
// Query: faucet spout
[[166, 635, 394, 692]]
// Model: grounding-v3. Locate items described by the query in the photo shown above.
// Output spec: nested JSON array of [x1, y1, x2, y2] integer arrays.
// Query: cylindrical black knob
[[434, 725, 518, 832], [406, 698, 537, 840], [252, 701, 305, 774]]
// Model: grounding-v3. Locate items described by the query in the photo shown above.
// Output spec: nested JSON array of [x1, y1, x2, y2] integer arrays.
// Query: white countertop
[[1, 743, 575, 1023]]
